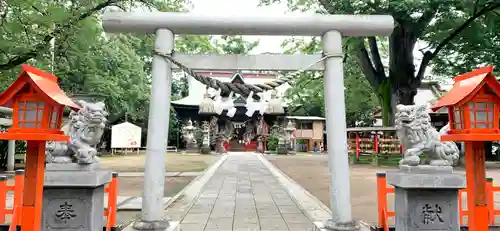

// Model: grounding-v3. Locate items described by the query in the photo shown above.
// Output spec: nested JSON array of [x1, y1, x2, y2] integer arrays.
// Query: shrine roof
[[0, 65, 80, 111], [285, 116, 325, 121], [431, 66, 497, 111], [172, 70, 290, 107]]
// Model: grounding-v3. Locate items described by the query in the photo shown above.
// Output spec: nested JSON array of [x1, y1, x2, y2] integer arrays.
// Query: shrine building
[[172, 71, 291, 151]]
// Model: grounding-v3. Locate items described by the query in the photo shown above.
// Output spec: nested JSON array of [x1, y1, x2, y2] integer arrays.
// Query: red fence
[[377, 173, 499, 230], [1, 170, 118, 231], [348, 134, 404, 157]]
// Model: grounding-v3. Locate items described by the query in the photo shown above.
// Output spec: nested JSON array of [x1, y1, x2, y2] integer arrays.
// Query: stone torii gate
[[102, 12, 394, 231]]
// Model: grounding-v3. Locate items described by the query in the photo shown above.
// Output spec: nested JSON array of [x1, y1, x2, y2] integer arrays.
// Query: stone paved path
[[179, 152, 314, 231]]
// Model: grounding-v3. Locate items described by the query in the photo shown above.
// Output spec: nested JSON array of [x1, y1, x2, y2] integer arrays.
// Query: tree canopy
[[281, 37, 378, 126], [260, 0, 500, 125], [0, 0, 270, 149]]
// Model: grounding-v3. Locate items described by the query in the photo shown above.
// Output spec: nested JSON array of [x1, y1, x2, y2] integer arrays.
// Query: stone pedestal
[[277, 138, 288, 154], [386, 165, 466, 231], [185, 142, 198, 152], [42, 163, 112, 231]]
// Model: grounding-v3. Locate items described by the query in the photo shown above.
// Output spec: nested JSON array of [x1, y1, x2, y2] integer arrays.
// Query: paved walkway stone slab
[[178, 152, 314, 231]]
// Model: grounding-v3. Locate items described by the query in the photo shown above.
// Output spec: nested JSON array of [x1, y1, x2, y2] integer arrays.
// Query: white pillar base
[[314, 221, 367, 231], [322, 220, 360, 231], [126, 221, 179, 231]]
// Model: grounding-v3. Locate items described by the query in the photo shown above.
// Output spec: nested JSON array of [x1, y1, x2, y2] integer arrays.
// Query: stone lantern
[[284, 120, 296, 154], [182, 119, 197, 151], [200, 121, 210, 154]]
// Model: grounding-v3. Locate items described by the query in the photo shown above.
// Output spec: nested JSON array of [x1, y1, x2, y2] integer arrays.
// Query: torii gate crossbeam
[[102, 12, 394, 231]]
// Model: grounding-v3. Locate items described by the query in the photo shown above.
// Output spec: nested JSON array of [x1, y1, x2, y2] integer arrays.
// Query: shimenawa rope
[[154, 50, 334, 100]]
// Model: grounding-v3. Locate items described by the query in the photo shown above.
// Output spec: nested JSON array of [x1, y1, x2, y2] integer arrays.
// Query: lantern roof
[[0, 64, 80, 111], [431, 66, 500, 112]]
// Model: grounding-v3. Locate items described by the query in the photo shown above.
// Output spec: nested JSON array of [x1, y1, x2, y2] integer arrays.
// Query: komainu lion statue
[[395, 104, 459, 166], [46, 100, 108, 165]]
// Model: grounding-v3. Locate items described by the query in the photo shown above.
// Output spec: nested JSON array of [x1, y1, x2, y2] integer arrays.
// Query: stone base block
[[200, 146, 210, 154], [42, 187, 105, 231], [122, 221, 179, 231], [387, 165, 466, 231], [42, 166, 112, 231]]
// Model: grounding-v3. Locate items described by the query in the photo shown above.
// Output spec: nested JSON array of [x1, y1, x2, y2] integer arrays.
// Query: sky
[[189, 0, 290, 54]]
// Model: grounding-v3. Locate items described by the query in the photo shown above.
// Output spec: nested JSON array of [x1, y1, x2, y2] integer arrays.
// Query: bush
[[266, 133, 279, 151]]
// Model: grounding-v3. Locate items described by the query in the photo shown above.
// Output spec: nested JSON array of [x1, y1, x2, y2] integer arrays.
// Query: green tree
[[282, 37, 378, 126], [260, 0, 500, 125], [0, 0, 222, 148], [215, 35, 260, 54]]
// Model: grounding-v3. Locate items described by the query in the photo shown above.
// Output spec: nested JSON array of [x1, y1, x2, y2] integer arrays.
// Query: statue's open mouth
[[401, 119, 410, 124]]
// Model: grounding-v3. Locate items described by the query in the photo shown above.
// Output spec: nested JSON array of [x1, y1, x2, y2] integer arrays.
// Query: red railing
[[0, 170, 118, 229], [377, 173, 500, 228], [0, 170, 25, 226], [348, 134, 403, 157]]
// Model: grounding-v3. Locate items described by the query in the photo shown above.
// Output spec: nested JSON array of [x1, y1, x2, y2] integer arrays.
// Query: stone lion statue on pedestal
[[395, 104, 459, 166], [46, 100, 108, 165]]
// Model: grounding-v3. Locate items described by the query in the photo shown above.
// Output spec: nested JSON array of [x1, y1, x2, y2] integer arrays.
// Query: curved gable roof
[[431, 66, 499, 112], [0, 65, 80, 111]]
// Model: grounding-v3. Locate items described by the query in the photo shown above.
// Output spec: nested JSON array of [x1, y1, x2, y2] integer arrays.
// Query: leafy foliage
[[266, 125, 281, 151], [215, 35, 260, 54], [0, 0, 228, 151], [281, 37, 378, 127]]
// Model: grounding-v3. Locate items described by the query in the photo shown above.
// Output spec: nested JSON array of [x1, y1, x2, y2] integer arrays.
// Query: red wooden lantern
[[432, 66, 500, 141], [432, 66, 500, 231], [0, 64, 79, 231], [0, 64, 79, 141]]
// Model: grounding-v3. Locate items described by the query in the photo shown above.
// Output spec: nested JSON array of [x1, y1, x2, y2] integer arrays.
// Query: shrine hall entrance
[[230, 122, 247, 151]]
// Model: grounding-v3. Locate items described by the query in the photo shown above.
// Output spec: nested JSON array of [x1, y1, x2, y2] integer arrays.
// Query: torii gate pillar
[[102, 12, 394, 231]]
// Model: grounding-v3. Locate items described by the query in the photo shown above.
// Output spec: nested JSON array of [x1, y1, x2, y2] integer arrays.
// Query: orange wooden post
[[355, 133, 360, 158], [486, 178, 494, 225], [13, 170, 24, 226], [109, 172, 118, 228], [21, 140, 46, 231], [9, 205, 19, 231], [376, 173, 388, 229], [465, 144, 476, 231], [0, 176, 7, 223], [465, 141, 489, 231]]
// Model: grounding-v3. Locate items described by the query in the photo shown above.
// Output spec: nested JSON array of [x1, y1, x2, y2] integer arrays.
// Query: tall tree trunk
[[386, 24, 419, 125], [374, 80, 393, 126]]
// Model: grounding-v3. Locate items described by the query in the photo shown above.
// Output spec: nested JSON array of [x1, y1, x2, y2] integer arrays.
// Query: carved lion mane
[[395, 104, 459, 166], [46, 100, 108, 165]]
